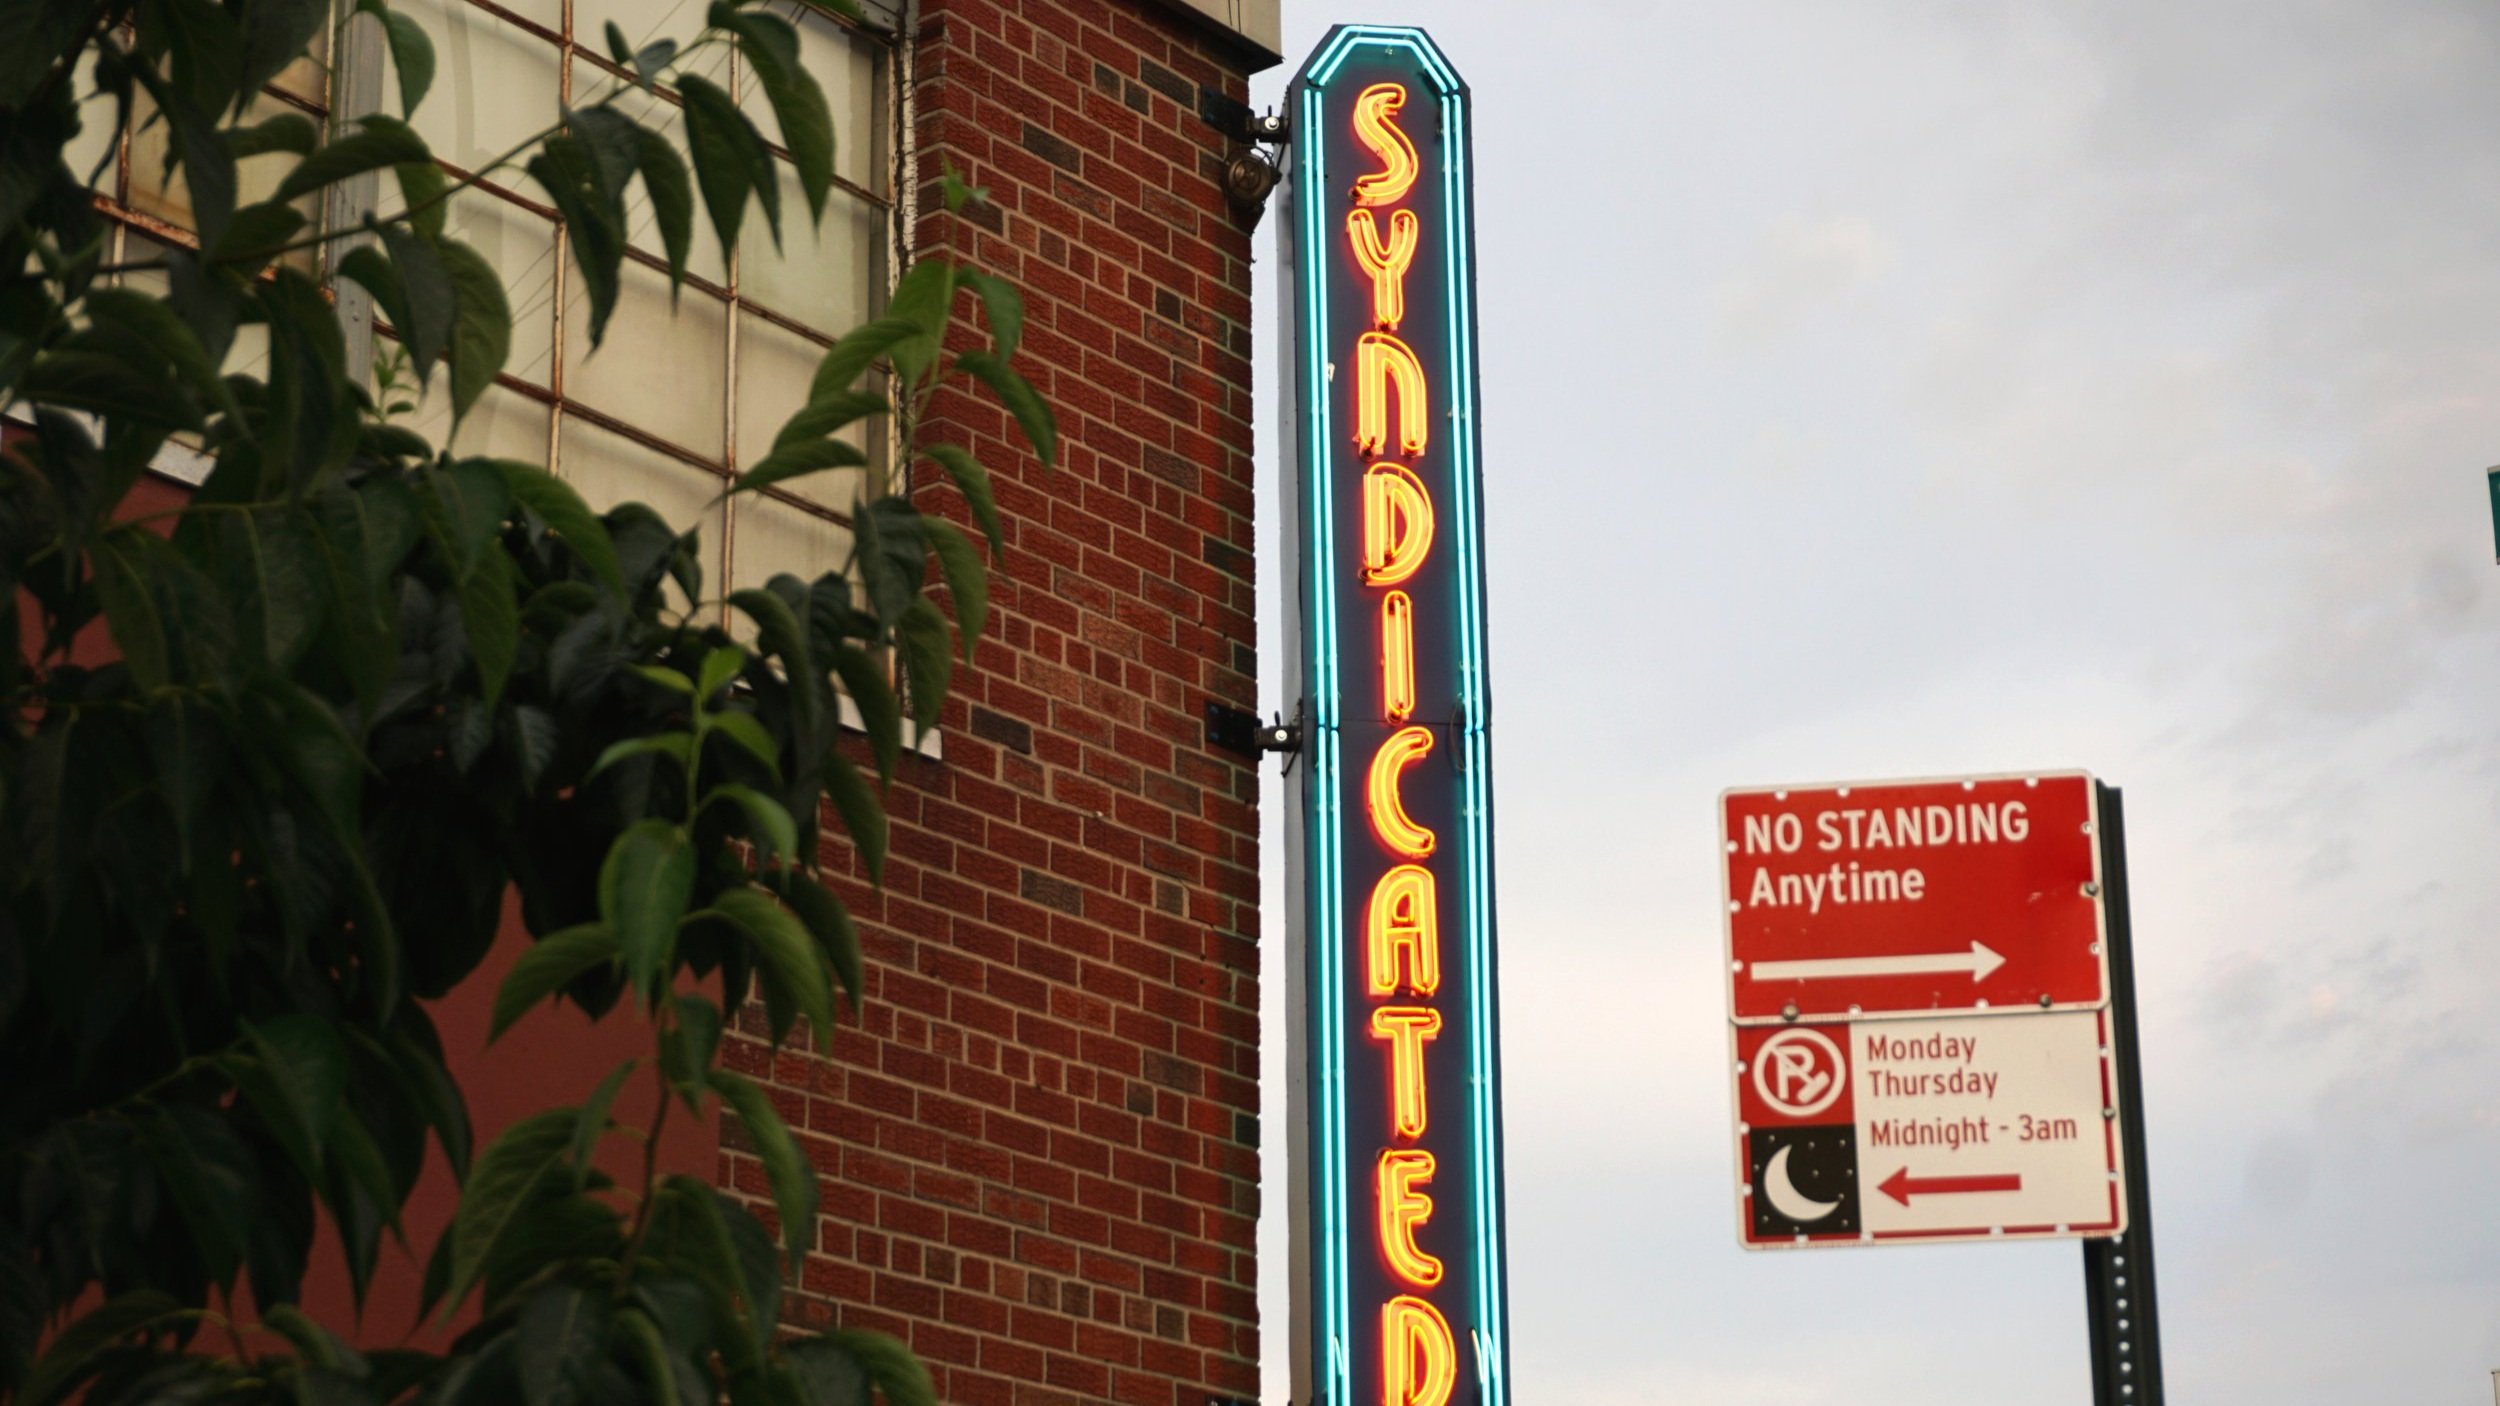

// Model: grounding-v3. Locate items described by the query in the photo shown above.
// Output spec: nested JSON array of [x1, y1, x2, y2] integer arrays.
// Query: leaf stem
[[616, 1041, 678, 1280]]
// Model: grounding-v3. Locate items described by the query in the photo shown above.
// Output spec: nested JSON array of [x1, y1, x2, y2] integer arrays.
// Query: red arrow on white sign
[[1877, 1168, 2025, 1206]]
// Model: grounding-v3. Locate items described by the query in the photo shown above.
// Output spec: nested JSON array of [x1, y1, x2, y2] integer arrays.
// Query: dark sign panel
[[1279, 26, 1511, 1406]]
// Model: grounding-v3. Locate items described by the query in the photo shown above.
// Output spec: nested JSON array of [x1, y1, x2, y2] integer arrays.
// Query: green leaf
[[528, 134, 625, 347], [630, 664, 696, 696], [735, 436, 868, 496], [707, 1068, 817, 1270], [232, 1014, 349, 1181], [818, 742, 886, 887], [516, 1279, 607, 1406], [338, 244, 412, 359], [602, 819, 694, 1000], [261, 680, 366, 836], [823, 1330, 934, 1406], [701, 784, 796, 867], [490, 924, 620, 1040], [806, 315, 920, 403], [380, 225, 455, 384], [225, 111, 319, 160], [358, 0, 437, 118], [728, 586, 812, 683], [587, 731, 693, 780], [149, 0, 246, 120], [767, 870, 862, 1008], [852, 496, 925, 630], [954, 349, 1057, 470], [894, 596, 951, 731], [397, 157, 448, 240], [884, 259, 955, 386], [85, 287, 235, 420], [956, 266, 1024, 360], [237, 0, 328, 106], [828, 646, 899, 786], [712, 888, 832, 1040], [921, 518, 987, 660], [17, 349, 196, 430], [773, 390, 887, 453], [658, 996, 723, 1110], [707, 709, 780, 776], [494, 459, 624, 593], [618, 1309, 683, 1406], [138, 68, 236, 246], [918, 443, 1003, 557], [439, 237, 513, 422], [231, 507, 326, 666], [21, 1291, 188, 1406], [677, 73, 775, 254], [631, 124, 695, 293], [274, 114, 432, 202], [458, 545, 520, 707], [205, 198, 307, 273], [569, 1060, 635, 1183], [696, 642, 746, 700], [933, 156, 985, 215], [443, 1108, 577, 1317], [263, 1302, 364, 1374], [713, 4, 832, 223], [92, 532, 170, 690], [420, 457, 513, 574]]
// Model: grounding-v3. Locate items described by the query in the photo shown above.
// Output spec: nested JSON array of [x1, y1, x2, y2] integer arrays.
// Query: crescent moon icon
[[1763, 1145, 1841, 1223]]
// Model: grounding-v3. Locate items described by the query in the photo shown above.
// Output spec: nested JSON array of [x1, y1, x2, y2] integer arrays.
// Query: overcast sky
[[1246, 3, 2500, 1402]]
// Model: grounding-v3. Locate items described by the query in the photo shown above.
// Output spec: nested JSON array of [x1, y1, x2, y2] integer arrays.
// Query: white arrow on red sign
[[1876, 1168, 2025, 1206], [1745, 941, 2007, 985]]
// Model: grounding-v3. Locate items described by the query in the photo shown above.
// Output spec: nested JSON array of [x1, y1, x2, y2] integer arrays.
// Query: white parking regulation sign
[[1733, 1010, 2128, 1248]]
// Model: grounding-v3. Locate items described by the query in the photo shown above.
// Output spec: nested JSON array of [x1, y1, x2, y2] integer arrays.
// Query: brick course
[[722, 4, 1265, 1402]]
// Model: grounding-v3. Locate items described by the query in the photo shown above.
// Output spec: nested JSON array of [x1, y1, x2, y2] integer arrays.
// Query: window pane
[[560, 416, 726, 606], [731, 491, 853, 598], [563, 260, 727, 458], [64, 49, 117, 197], [267, 21, 330, 107], [127, 91, 317, 246], [578, 0, 713, 53], [403, 375, 551, 466], [737, 4, 881, 193], [737, 176, 877, 334], [390, 0, 561, 175], [733, 314, 868, 513]]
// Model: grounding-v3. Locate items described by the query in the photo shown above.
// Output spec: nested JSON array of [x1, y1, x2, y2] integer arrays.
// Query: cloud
[[1711, 215, 1896, 352]]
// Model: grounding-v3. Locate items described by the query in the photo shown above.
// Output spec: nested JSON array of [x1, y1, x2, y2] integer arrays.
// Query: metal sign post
[[2082, 784, 2165, 1406]]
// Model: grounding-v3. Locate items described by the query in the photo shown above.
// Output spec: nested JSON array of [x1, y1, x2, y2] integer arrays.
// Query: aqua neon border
[[1294, 25, 1508, 1406]]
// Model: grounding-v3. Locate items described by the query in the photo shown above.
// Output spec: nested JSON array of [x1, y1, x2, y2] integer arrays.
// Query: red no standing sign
[[1723, 772, 2110, 1025]]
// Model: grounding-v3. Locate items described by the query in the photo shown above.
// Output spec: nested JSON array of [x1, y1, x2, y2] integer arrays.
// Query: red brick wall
[[720, 4, 1266, 1403]]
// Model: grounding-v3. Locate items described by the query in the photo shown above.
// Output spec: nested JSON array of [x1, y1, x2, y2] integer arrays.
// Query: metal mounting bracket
[[1206, 700, 1302, 762]]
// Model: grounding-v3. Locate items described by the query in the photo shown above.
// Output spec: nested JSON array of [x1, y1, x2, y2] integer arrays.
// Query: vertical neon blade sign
[[1279, 27, 1508, 1406]]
